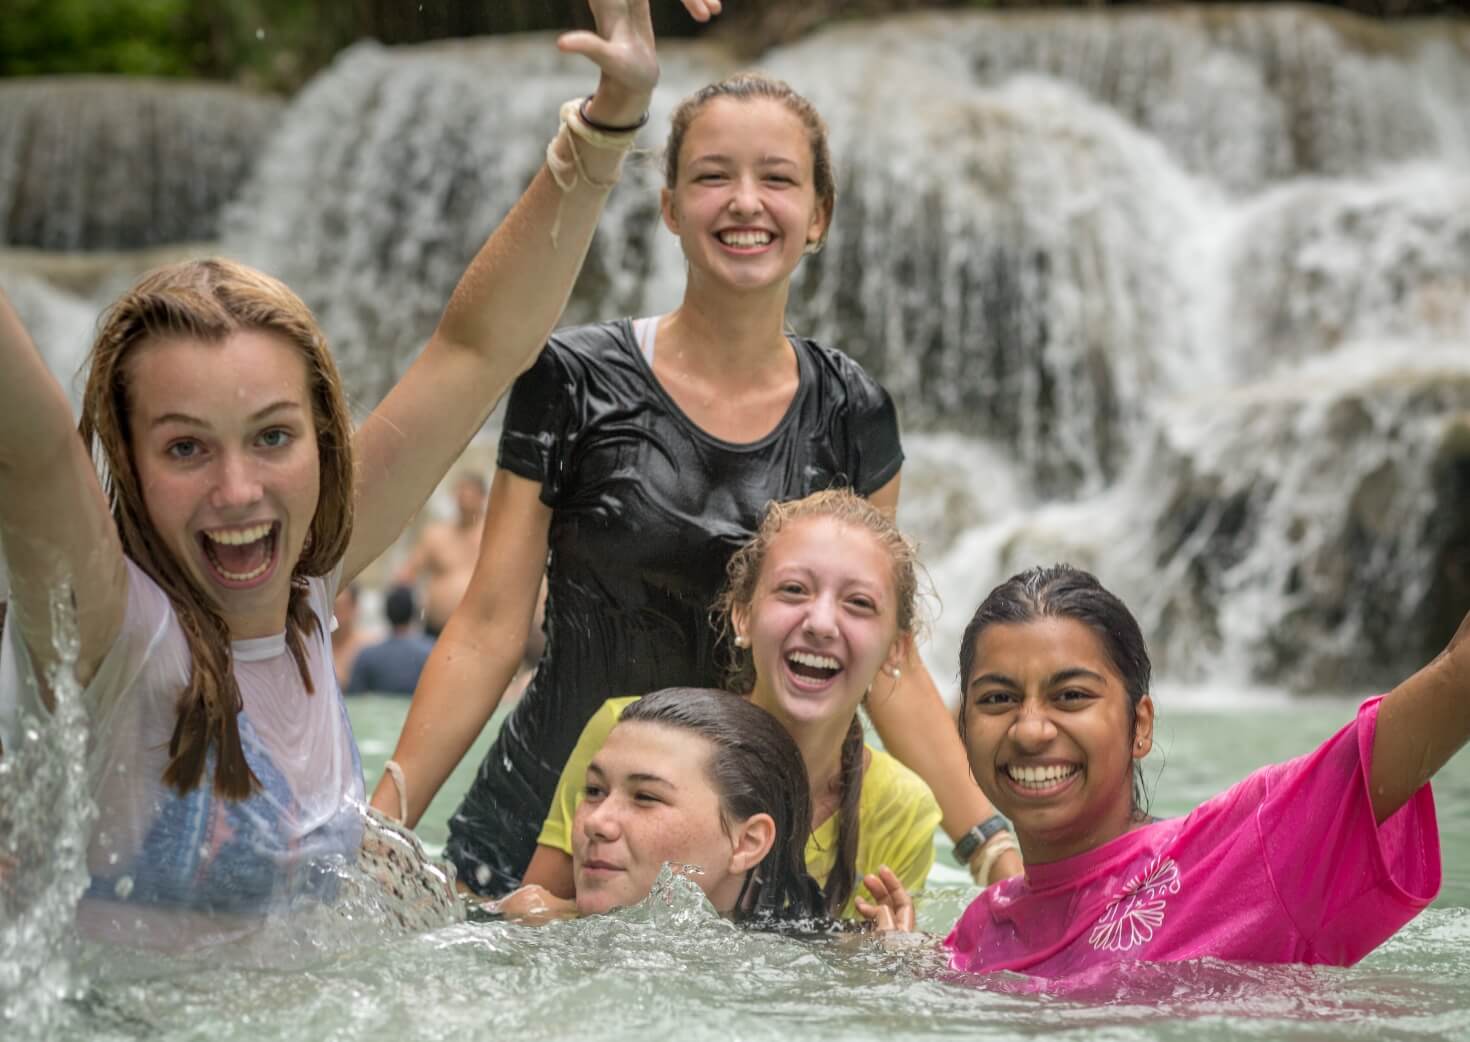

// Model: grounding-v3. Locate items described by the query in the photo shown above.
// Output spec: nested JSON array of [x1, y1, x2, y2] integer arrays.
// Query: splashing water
[[0, 585, 97, 1037]]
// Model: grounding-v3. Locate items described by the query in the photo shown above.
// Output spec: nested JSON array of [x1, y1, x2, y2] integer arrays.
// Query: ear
[[729, 602, 751, 650], [805, 199, 831, 252], [1132, 694, 1155, 759], [881, 631, 911, 681], [727, 812, 776, 874], [660, 186, 679, 236]]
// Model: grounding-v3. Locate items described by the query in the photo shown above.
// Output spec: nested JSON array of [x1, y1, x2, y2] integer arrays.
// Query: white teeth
[[1007, 764, 1080, 788], [215, 559, 272, 582], [788, 651, 840, 671], [205, 523, 273, 546], [719, 230, 772, 247]]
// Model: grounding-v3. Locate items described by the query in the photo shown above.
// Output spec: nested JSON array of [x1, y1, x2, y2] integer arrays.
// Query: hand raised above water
[[563, 0, 722, 126], [855, 865, 917, 934]]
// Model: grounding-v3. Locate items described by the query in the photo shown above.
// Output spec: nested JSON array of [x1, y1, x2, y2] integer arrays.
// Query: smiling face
[[961, 616, 1153, 865], [128, 330, 320, 638], [733, 517, 906, 738], [660, 97, 829, 295], [573, 721, 762, 916]]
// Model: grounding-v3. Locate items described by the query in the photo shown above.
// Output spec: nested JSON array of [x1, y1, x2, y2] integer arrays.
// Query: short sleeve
[[536, 696, 636, 854], [822, 350, 903, 497], [1258, 696, 1440, 964], [496, 342, 578, 506]]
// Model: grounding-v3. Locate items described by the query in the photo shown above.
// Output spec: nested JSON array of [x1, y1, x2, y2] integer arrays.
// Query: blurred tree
[[2, 0, 1464, 88]]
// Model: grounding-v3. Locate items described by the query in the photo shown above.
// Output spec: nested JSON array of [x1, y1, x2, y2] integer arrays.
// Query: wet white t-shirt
[[0, 559, 364, 948]]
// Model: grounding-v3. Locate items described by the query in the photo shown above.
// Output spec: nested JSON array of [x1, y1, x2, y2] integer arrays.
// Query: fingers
[[557, 30, 614, 65], [679, 0, 721, 22], [854, 896, 895, 931]]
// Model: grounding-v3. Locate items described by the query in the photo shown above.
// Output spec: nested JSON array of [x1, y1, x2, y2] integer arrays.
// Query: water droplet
[[113, 875, 134, 899], [474, 864, 492, 887], [25, 728, 39, 744], [107, 852, 119, 865], [255, 28, 266, 40]]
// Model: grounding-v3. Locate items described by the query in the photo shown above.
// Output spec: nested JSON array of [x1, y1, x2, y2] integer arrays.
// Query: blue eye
[[167, 439, 200, 460], [259, 428, 291, 449]]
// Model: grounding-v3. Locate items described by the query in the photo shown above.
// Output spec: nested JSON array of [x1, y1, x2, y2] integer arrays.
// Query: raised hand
[[561, 0, 722, 125], [854, 865, 917, 933]]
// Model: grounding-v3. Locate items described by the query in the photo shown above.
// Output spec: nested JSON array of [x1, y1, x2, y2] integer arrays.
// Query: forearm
[[866, 646, 999, 841], [1370, 612, 1470, 822], [522, 844, 576, 899], [432, 83, 640, 367], [0, 291, 75, 465], [0, 290, 125, 679], [370, 614, 526, 826]]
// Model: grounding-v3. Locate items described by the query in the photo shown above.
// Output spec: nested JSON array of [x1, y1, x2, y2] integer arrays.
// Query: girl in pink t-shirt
[[860, 564, 1462, 979]]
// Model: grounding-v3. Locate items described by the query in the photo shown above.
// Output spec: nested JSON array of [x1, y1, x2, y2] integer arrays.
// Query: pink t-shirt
[[944, 697, 1440, 979]]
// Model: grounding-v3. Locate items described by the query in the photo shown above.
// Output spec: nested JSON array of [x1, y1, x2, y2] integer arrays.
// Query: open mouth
[[198, 521, 280, 586], [1003, 763, 1081, 793], [785, 650, 841, 683], [716, 229, 774, 249]]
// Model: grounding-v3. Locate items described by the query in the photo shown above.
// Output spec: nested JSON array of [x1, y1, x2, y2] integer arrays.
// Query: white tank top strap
[[632, 315, 662, 366]]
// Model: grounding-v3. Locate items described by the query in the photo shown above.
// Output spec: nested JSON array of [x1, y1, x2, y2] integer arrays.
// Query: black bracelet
[[578, 95, 649, 135], [953, 813, 1010, 863]]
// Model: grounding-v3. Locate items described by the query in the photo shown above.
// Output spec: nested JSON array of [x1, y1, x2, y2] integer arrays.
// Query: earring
[[886, 666, 902, 679], [734, 634, 749, 649]]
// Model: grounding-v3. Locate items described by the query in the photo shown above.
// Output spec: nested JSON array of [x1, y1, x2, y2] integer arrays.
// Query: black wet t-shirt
[[444, 319, 903, 894]]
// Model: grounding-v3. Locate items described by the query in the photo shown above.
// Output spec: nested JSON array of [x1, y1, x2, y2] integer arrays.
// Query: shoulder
[[597, 695, 640, 729], [545, 320, 638, 366], [792, 336, 889, 402], [859, 747, 941, 827]]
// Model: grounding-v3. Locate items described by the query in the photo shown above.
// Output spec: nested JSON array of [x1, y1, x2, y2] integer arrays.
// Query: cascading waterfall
[[0, 5, 1466, 693], [0, 79, 282, 251]]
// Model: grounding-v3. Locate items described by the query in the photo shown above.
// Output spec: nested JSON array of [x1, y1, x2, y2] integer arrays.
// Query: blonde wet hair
[[79, 258, 355, 799], [715, 487, 922, 917]]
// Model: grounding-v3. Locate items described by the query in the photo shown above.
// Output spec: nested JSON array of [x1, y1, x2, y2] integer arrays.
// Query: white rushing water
[[0, 7, 1468, 1034], [2, 7, 1467, 689]]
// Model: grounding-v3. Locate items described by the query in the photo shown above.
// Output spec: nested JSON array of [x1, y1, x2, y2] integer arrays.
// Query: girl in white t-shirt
[[0, 0, 721, 949]]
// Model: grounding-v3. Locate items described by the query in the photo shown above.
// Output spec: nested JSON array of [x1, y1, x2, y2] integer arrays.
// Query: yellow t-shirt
[[537, 695, 941, 919]]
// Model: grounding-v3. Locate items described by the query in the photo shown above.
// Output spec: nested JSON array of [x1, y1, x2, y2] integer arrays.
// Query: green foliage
[[0, 0, 194, 77]]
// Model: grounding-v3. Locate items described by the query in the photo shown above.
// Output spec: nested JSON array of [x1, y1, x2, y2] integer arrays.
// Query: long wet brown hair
[[79, 258, 355, 799], [716, 489, 921, 917]]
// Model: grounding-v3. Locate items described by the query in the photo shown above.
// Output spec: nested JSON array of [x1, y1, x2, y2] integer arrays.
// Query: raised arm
[[866, 474, 1023, 885], [369, 469, 549, 825], [1369, 610, 1470, 823], [342, 0, 720, 582], [0, 289, 126, 692]]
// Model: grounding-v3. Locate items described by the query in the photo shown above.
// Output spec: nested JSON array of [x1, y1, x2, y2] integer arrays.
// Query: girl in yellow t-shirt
[[519, 488, 944, 920]]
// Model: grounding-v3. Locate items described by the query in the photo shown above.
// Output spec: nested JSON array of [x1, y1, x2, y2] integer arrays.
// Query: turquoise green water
[[21, 694, 1470, 1041]]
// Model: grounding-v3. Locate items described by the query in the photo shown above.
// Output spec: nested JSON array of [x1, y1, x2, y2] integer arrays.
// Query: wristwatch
[[953, 813, 1010, 863]]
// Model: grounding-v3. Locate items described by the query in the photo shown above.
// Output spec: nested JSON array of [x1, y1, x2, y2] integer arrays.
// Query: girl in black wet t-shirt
[[372, 74, 1022, 897]]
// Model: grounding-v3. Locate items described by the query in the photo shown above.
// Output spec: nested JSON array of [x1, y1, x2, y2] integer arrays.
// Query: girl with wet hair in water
[[0, 0, 720, 948], [500, 687, 824, 924], [519, 488, 945, 921], [860, 564, 1463, 978], [375, 72, 1020, 899]]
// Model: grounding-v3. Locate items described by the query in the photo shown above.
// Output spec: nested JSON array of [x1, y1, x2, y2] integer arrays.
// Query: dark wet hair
[[621, 687, 824, 923], [958, 564, 1153, 818]]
